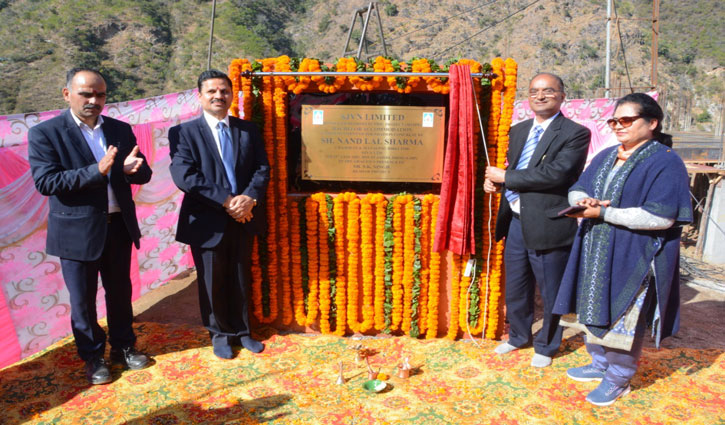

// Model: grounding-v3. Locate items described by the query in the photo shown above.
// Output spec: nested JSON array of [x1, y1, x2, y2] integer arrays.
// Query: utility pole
[[207, 0, 217, 70], [603, 0, 660, 97], [604, 0, 612, 98], [651, 0, 660, 88]]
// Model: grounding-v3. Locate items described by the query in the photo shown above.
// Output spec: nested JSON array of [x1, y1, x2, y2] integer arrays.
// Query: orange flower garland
[[228, 56, 507, 340], [458, 255, 473, 332], [290, 199, 306, 326], [401, 197, 416, 334], [488, 57, 505, 153], [332, 193, 349, 336], [272, 64, 293, 325], [258, 58, 279, 324], [304, 196, 320, 326], [446, 253, 462, 340], [484, 239, 505, 339], [424, 195, 441, 339], [240, 60, 253, 120], [292, 58, 315, 94], [342, 193, 365, 334], [311, 192, 332, 334], [370, 194, 388, 331], [358, 193, 382, 333], [228, 58, 242, 118], [497, 58, 517, 167], [390, 194, 411, 330], [418, 195, 431, 336]]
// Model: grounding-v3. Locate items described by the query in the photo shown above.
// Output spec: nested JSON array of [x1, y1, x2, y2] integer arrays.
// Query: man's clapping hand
[[123, 146, 145, 175], [98, 146, 117, 176]]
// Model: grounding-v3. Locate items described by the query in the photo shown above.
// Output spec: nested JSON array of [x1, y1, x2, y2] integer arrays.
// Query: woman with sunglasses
[[553, 93, 693, 406]]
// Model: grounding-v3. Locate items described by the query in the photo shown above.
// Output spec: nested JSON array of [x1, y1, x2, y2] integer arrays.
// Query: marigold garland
[[409, 197, 423, 338], [497, 58, 517, 167], [382, 196, 395, 332], [424, 195, 441, 339], [399, 195, 416, 334], [272, 65, 293, 325], [304, 196, 320, 326], [257, 58, 279, 324], [332, 193, 350, 336], [227, 55, 513, 340], [390, 195, 408, 331], [310, 192, 331, 333], [458, 255, 473, 331], [446, 253, 462, 340], [369, 194, 388, 332], [290, 198, 306, 327], [228, 59, 242, 118], [358, 194, 383, 333]]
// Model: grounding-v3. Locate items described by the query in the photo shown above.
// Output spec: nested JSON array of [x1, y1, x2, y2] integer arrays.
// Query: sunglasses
[[606, 115, 642, 129]]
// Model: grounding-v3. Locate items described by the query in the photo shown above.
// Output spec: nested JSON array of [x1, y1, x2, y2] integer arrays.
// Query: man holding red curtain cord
[[484, 73, 590, 368]]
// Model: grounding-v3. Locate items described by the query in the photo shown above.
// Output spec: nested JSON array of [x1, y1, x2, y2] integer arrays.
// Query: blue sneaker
[[586, 380, 631, 406], [567, 364, 606, 382]]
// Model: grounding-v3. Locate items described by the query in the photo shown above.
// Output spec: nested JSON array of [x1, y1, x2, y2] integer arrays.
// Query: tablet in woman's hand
[[557, 205, 587, 216]]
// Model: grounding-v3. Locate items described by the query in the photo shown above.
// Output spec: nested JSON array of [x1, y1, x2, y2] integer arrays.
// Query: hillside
[[0, 0, 722, 131]]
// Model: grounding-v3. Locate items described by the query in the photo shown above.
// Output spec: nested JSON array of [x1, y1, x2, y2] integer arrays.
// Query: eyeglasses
[[528, 88, 562, 97], [606, 116, 642, 129]]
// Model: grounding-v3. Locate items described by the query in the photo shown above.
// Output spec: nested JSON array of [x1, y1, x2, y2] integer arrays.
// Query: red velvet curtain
[[433, 65, 476, 255]]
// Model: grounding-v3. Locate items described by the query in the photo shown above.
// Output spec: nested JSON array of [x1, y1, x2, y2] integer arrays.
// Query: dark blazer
[[27, 110, 152, 261], [495, 113, 590, 250], [169, 115, 270, 248]]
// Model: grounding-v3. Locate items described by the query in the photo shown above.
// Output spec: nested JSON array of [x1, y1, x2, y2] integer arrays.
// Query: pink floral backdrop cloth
[[0, 90, 656, 369], [0, 90, 201, 369], [512, 92, 658, 166]]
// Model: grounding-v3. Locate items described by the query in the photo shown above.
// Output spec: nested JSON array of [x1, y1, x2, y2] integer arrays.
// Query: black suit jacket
[[495, 113, 591, 250], [27, 110, 152, 261], [169, 115, 270, 248]]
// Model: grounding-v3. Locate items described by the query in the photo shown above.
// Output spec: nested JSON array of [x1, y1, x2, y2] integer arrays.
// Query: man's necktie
[[217, 122, 237, 194], [504, 125, 544, 205]]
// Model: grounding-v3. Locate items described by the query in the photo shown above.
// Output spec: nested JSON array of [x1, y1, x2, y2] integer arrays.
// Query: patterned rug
[[1, 322, 723, 424]]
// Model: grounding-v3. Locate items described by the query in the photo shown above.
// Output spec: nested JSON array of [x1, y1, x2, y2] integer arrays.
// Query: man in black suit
[[28, 68, 153, 384], [484, 73, 590, 367], [169, 69, 269, 359]]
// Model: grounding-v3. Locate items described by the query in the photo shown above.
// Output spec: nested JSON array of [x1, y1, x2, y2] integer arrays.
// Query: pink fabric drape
[[0, 148, 29, 188], [434, 65, 476, 255], [0, 89, 201, 369]]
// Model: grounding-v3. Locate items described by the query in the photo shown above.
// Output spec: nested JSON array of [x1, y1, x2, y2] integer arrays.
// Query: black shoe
[[111, 347, 150, 370], [240, 336, 264, 354], [85, 357, 112, 385]]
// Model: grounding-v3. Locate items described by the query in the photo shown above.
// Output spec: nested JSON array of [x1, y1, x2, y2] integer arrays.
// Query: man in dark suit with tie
[[484, 73, 590, 367], [28, 68, 153, 384], [169, 69, 269, 359]]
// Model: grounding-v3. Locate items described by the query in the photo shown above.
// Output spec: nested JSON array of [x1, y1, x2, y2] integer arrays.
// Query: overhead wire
[[613, 0, 634, 93], [433, 0, 542, 60], [365, 0, 499, 49]]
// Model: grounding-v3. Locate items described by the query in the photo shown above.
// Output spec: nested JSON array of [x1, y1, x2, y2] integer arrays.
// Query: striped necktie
[[504, 125, 544, 205], [217, 122, 237, 194]]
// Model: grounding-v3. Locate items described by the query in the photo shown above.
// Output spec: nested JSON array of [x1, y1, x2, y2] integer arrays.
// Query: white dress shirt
[[202, 111, 231, 160], [70, 112, 121, 213], [509, 112, 560, 215]]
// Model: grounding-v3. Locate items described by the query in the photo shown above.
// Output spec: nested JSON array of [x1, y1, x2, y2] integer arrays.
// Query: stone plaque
[[301, 105, 445, 182]]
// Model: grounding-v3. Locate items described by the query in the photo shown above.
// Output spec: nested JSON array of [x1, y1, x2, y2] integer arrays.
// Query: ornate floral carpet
[[1, 322, 723, 424]]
